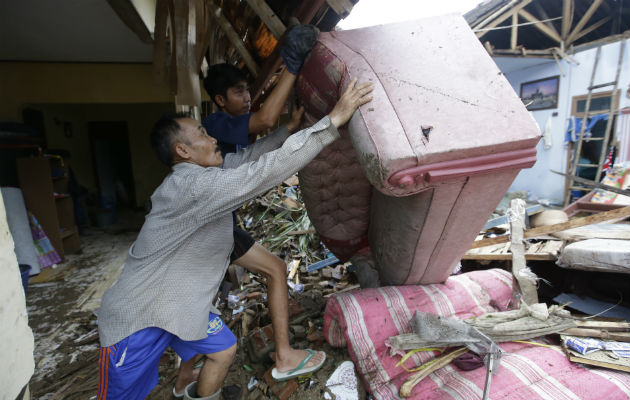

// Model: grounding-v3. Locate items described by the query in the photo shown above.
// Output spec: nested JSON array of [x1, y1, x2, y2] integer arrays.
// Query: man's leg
[[174, 355, 203, 396], [234, 242, 325, 372], [170, 313, 237, 399], [196, 343, 237, 396]]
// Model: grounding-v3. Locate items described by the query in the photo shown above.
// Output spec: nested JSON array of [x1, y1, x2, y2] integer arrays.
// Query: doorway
[[88, 121, 136, 209]]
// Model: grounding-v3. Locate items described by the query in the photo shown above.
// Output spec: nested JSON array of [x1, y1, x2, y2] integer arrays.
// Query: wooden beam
[[470, 206, 630, 249], [245, 0, 286, 39], [326, 0, 355, 19], [152, 0, 171, 88], [571, 16, 611, 43], [206, 0, 260, 77], [477, 0, 532, 39], [510, 13, 518, 49], [474, 0, 520, 30], [106, 0, 153, 43], [561, 0, 573, 40], [518, 9, 562, 43], [566, 0, 604, 44], [533, 2, 560, 38]]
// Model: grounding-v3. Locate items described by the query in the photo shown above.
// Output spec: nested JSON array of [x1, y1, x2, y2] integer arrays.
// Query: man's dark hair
[[203, 63, 248, 107], [150, 112, 190, 166]]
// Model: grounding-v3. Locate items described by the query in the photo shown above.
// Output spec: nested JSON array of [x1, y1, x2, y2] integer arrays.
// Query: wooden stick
[[470, 206, 630, 249], [400, 347, 468, 397], [551, 170, 630, 196], [575, 320, 630, 331], [563, 328, 630, 342]]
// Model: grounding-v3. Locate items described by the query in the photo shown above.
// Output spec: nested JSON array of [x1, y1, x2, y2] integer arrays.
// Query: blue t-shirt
[[202, 111, 252, 156]]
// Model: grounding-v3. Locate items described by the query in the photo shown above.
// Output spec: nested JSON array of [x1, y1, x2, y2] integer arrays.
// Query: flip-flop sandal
[[271, 349, 326, 381], [173, 386, 184, 399]]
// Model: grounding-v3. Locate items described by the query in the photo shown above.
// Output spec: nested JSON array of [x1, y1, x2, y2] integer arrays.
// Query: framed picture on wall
[[520, 76, 559, 111]]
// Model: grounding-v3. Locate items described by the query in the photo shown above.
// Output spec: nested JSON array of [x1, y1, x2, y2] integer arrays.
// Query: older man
[[97, 79, 373, 400]]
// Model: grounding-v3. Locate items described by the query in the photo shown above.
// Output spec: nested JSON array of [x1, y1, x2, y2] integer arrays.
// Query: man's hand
[[286, 104, 305, 133], [329, 79, 374, 128], [281, 25, 319, 74]]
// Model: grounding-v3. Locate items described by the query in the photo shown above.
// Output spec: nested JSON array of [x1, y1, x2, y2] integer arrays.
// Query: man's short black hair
[[150, 112, 190, 166], [203, 63, 248, 107]]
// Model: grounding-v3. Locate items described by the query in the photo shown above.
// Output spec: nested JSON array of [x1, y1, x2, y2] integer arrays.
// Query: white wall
[[495, 39, 630, 203]]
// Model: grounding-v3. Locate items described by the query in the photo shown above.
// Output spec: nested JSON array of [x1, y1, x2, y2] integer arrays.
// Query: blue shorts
[[97, 313, 236, 400]]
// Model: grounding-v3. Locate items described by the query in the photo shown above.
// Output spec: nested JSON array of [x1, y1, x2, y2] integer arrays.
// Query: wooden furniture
[[16, 156, 80, 261]]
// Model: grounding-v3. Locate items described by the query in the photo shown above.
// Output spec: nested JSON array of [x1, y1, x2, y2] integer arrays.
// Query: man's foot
[[272, 349, 326, 381]]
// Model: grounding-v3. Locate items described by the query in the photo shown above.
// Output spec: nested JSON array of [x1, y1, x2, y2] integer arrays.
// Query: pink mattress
[[323, 269, 630, 399]]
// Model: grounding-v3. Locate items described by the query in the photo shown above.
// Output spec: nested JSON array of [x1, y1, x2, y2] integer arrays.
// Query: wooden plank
[[206, 0, 260, 77], [566, 0, 604, 44], [576, 320, 630, 331], [470, 206, 630, 249], [561, 0, 573, 40], [551, 170, 630, 197], [245, 0, 286, 39], [106, 0, 153, 43], [563, 328, 630, 342], [518, 9, 562, 43], [567, 353, 630, 372], [510, 13, 518, 49], [477, 0, 532, 39]]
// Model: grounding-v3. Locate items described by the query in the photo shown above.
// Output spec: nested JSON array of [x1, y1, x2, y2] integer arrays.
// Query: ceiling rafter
[[205, 0, 260, 78], [474, 0, 521, 31], [571, 16, 612, 43], [245, 0, 286, 39], [566, 0, 604, 44], [511, 13, 518, 49], [532, 2, 560, 38], [561, 0, 573, 40], [476, 0, 532, 39], [518, 9, 562, 43]]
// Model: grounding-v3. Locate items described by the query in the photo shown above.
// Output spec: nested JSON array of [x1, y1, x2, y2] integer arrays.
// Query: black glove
[[280, 25, 320, 74]]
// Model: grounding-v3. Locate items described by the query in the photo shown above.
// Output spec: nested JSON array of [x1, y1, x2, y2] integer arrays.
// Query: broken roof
[[465, 0, 630, 57]]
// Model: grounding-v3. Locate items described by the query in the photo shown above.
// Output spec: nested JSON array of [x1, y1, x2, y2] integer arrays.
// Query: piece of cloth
[[98, 116, 339, 348], [323, 269, 630, 400], [616, 108, 630, 163], [230, 226, 255, 263], [542, 115, 552, 149], [28, 212, 61, 269], [202, 111, 252, 156], [98, 313, 235, 400], [564, 113, 608, 144]]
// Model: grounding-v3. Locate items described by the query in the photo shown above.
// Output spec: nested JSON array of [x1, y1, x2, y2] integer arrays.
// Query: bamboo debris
[[400, 347, 468, 397]]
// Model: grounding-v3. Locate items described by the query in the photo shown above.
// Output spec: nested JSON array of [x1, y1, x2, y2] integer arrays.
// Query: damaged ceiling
[[465, 0, 630, 57]]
